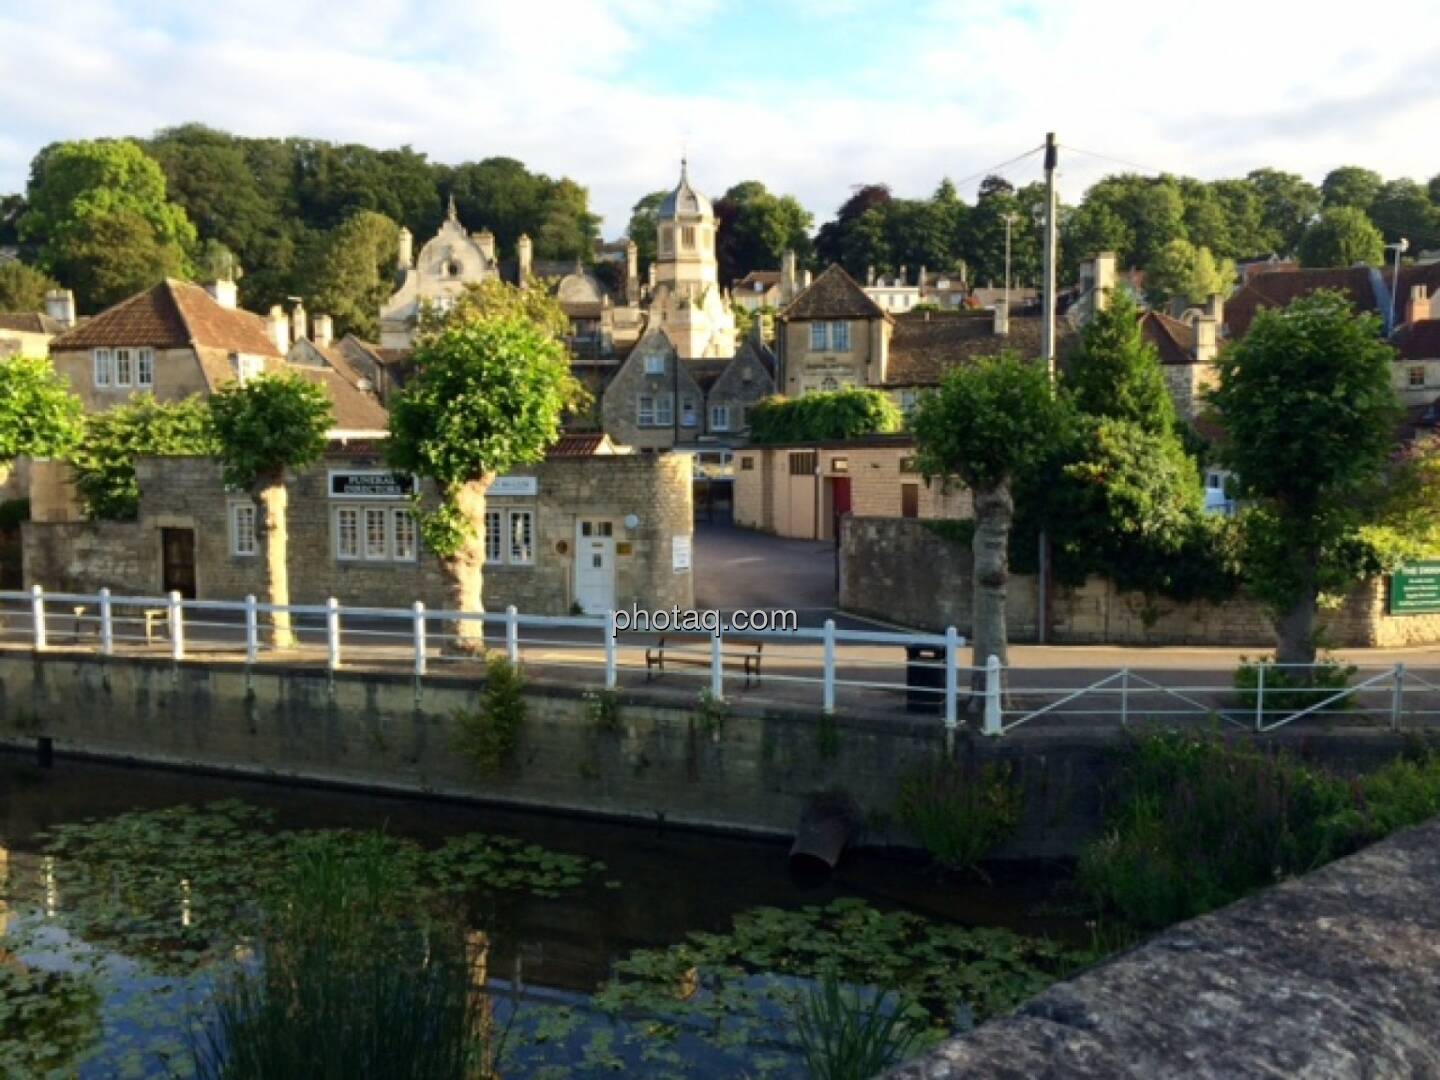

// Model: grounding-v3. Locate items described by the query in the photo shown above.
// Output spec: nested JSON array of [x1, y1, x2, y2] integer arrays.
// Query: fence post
[[168, 591, 184, 661], [1391, 662, 1406, 731], [30, 584, 46, 651], [822, 618, 836, 715], [1255, 662, 1266, 732], [99, 587, 113, 656], [943, 626, 959, 734], [604, 611, 617, 690], [983, 654, 1002, 736], [412, 601, 427, 677], [244, 595, 258, 664], [1120, 667, 1130, 727], [326, 597, 341, 671], [505, 604, 519, 665], [710, 625, 725, 702]]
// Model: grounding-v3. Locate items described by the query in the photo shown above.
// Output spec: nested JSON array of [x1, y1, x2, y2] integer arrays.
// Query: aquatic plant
[[895, 758, 1023, 874], [796, 974, 931, 1080]]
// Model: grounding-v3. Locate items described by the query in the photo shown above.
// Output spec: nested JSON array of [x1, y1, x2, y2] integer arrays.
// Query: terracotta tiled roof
[[548, 433, 621, 457], [289, 366, 389, 432], [1224, 267, 1379, 339], [1140, 311, 1195, 366], [1399, 262, 1440, 297], [883, 310, 1074, 386], [733, 270, 780, 291], [779, 264, 889, 322], [1394, 320, 1440, 361], [0, 312, 67, 334], [50, 280, 281, 357]]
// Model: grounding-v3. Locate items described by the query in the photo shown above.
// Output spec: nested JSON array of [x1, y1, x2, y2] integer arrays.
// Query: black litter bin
[[904, 644, 945, 713]]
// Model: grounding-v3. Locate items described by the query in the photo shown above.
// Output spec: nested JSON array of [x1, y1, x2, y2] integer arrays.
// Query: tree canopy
[[300, 210, 400, 339], [69, 395, 216, 520], [747, 388, 901, 444], [0, 261, 58, 312], [1144, 239, 1235, 307], [207, 373, 334, 491], [0, 356, 84, 462], [1298, 207, 1385, 268]]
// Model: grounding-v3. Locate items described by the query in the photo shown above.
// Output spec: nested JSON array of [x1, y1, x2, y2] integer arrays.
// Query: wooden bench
[[645, 635, 763, 688], [142, 608, 168, 645]]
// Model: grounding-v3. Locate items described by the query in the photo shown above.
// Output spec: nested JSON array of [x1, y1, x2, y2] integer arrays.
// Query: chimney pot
[[290, 299, 307, 344], [205, 279, 238, 310], [267, 306, 290, 355], [313, 314, 334, 349], [43, 288, 76, 329]]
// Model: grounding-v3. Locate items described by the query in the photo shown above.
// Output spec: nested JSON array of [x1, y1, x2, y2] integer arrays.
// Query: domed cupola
[[658, 158, 713, 222]]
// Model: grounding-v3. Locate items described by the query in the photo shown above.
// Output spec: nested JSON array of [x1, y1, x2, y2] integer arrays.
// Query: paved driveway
[[693, 523, 840, 623]]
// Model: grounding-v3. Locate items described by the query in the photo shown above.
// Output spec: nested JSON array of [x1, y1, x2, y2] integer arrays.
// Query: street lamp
[[1387, 238, 1409, 332], [1002, 212, 1017, 312]]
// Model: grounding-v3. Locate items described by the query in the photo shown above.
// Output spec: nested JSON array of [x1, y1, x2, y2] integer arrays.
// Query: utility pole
[[1003, 212, 1016, 313], [1038, 132, 1059, 644]]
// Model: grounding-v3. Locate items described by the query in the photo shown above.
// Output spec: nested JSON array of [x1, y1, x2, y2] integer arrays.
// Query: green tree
[[444, 157, 597, 261], [911, 355, 1067, 681], [70, 396, 216, 520], [208, 375, 334, 648], [1209, 292, 1398, 664], [1064, 293, 1175, 434], [1297, 206, 1385, 268], [1145, 239, 1235, 307], [1210, 178, 1270, 258], [418, 277, 570, 339], [21, 139, 197, 311], [815, 184, 893, 274], [0, 261, 59, 312], [1368, 179, 1440, 250], [386, 316, 578, 649], [747, 388, 901, 444], [0, 356, 84, 462], [302, 210, 400, 339], [1245, 168, 1320, 255], [714, 182, 813, 284], [626, 190, 667, 273], [1320, 166, 1383, 213]]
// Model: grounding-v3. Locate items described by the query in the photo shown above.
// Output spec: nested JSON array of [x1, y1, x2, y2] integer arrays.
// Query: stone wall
[[22, 452, 694, 615], [841, 516, 1440, 648], [889, 815, 1440, 1078]]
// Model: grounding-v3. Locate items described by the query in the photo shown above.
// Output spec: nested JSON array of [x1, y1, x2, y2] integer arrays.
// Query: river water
[[0, 752, 1086, 1077]]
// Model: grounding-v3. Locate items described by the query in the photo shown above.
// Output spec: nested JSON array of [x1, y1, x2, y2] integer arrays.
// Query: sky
[[2, 0, 1438, 237]]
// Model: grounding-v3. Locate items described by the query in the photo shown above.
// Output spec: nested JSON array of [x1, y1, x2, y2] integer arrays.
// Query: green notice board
[[1390, 562, 1440, 614]]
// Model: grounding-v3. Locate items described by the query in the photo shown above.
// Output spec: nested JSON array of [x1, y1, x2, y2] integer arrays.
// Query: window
[[335, 507, 360, 559], [659, 229, 672, 256], [638, 393, 673, 426], [137, 348, 154, 388], [230, 503, 257, 556], [114, 348, 133, 387], [484, 510, 503, 563], [789, 451, 817, 476], [831, 322, 850, 350], [682, 226, 696, 249], [234, 354, 264, 383], [900, 389, 919, 415], [362, 507, 388, 560], [93, 349, 112, 387], [1207, 472, 1223, 491], [1409, 365, 1426, 387], [740, 456, 755, 471], [681, 396, 698, 427], [581, 521, 613, 537], [809, 323, 828, 351], [710, 404, 730, 431], [831, 457, 849, 473], [644, 354, 666, 375], [508, 510, 534, 564], [392, 509, 417, 561]]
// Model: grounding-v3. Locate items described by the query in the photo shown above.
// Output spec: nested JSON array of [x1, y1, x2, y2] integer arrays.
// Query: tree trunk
[[1275, 550, 1319, 669], [256, 478, 294, 650], [440, 477, 493, 654], [970, 481, 1013, 697]]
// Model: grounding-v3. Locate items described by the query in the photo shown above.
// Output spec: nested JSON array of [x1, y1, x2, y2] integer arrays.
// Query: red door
[[832, 477, 852, 516]]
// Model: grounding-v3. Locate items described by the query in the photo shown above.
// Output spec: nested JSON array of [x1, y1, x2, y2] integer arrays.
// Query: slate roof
[[779, 264, 889, 322], [684, 357, 730, 393], [0, 312, 67, 335], [883, 310, 1073, 386], [1139, 310, 1196, 366], [1394, 321, 1440, 361], [1224, 267, 1379, 339], [50, 280, 281, 358], [733, 270, 780, 292]]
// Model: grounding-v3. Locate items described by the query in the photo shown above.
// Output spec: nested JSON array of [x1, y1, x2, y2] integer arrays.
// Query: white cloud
[[1, 0, 1436, 238]]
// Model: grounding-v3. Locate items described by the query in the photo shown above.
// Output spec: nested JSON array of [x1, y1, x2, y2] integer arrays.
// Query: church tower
[[649, 159, 734, 358]]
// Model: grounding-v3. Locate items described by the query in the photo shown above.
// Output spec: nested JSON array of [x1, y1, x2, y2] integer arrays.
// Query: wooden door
[[901, 483, 919, 519], [161, 528, 197, 598]]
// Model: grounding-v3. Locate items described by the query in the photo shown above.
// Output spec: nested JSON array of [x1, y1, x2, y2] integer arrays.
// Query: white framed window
[[230, 502, 257, 556], [392, 509, 417, 561], [809, 323, 828, 351], [831, 322, 851, 351], [114, 348, 133, 387], [137, 348, 154, 389], [234, 354, 264, 383], [508, 510, 534, 565], [335, 507, 360, 560], [484, 510, 503, 563], [900, 389, 919, 415], [710, 404, 730, 431], [639, 393, 674, 427], [681, 396, 698, 428], [638, 394, 655, 426], [1409, 365, 1426, 387], [93, 348, 112, 387], [644, 354, 666, 376], [363, 507, 388, 560]]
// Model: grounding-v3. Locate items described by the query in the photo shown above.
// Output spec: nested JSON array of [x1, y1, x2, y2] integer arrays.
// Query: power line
[[949, 145, 1046, 194], [1059, 143, 1173, 177]]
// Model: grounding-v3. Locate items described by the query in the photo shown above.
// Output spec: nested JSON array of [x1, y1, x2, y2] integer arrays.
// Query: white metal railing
[[0, 587, 971, 733]]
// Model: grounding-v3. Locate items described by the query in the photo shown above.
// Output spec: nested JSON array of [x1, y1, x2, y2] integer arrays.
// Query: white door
[[574, 520, 616, 613]]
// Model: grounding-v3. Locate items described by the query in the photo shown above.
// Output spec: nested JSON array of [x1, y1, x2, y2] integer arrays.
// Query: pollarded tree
[[386, 315, 578, 651], [208, 374, 333, 649], [911, 355, 1068, 684], [1209, 291, 1398, 665], [0, 355, 84, 464]]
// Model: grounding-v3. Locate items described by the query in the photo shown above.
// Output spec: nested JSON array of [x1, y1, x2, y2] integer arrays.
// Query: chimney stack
[[866, 264, 875, 286], [267, 306, 290, 355], [899, 264, 908, 286], [313, 314, 334, 349], [1194, 315, 1219, 365], [801, 269, 812, 290], [290, 299, 307, 344], [1092, 252, 1117, 313], [626, 239, 639, 303], [648, 263, 657, 290], [918, 265, 927, 289], [781, 249, 797, 302], [43, 288, 76, 329], [205, 278, 238, 310], [1407, 284, 1431, 326], [993, 299, 1009, 337], [1205, 291, 1225, 325], [476, 229, 496, 263], [517, 234, 533, 283], [397, 227, 413, 269]]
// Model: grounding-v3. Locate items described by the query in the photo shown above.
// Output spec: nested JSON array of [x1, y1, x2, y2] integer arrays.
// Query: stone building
[[1137, 296, 1223, 423], [733, 435, 970, 540], [24, 438, 693, 616], [776, 265, 893, 395], [0, 289, 76, 358]]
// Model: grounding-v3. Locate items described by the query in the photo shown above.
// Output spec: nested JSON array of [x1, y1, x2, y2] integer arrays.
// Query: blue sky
[[1, 0, 1437, 236]]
